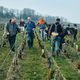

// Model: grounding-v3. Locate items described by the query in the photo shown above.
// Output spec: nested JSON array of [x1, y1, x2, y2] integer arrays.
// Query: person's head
[[11, 17, 17, 23], [74, 24, 77, 27], [55, 18, 60, 25], [11, 17, 16, 23], [11, 18, 14, 23], [9, 19, 12, 23], [27, 17, 31, 22], [68, 24, 70, 27], [56, 18, 60, 23], [13, 17, 17, 23]]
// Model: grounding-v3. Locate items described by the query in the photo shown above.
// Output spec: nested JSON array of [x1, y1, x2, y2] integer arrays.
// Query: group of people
[[5, 17, 36, 52], [5, 16, 78, 56]]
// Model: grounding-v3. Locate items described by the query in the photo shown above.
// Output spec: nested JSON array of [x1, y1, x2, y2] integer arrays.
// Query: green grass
[[55, 56, 80, 80], [0, 26, 80, 80], [46, 41, 80, 80], [19, 39, 49, 80], [0, 33, 24, 80], [0, 46, 13, 80]]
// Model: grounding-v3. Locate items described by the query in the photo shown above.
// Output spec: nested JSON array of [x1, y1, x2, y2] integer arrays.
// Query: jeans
[[27, 33, 34, 48], [40, 29, 46, 41], [51, 36, 61, 55]]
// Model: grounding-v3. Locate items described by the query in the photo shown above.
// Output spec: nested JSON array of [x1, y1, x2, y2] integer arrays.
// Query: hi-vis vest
[[38, 19, 45, 25]]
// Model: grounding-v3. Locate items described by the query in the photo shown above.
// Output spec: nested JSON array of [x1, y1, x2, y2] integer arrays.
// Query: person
[[20, 19, 25, 32], [6, 18, 20, 52], [66, 24, 78, 42], [37, 17, 47, 41], [25, 17, 36, 48], [49, 18, 63, 56], [73, 24, 78, 41]]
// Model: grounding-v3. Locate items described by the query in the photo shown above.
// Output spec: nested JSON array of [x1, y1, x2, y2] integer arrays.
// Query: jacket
[[6, 22, 20, 37], [25, 21, 35, 34]]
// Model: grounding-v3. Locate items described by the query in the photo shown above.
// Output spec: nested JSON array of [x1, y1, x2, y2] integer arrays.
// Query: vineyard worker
[[49, 18, 63, 56], [20, 19, 25, 32], [25, 17, 36, 48], [37, 17, 47, 41], [73, 24, 78, 41], [6, 18, 20, 52]]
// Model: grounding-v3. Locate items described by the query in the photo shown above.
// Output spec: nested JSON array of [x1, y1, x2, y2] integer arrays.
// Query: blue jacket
[[39, 24, 46, 29], [25, 21, 35, 34]]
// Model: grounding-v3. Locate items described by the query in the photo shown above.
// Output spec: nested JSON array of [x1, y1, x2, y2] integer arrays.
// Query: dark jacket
[[20, 21, 25, 27], [49, 22, 63, 35], [6, 22, 20, 37]]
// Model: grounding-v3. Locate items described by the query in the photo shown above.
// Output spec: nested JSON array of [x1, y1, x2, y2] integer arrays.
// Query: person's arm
[[36, 22, 40, 27], [24, 23, 28, 33], [49, 24, 54, 35], [6, 23, 9, 32], [32, 22, 36, 30], [24, 21, 25, 25], [61, 25, 64, 33], [45, 22, 48, 27], [24, 23, 27, 29], [16, 24, 21, 33], [45, 22, 49, 30]]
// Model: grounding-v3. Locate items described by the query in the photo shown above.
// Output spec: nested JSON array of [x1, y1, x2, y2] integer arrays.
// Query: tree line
[[0, 6, 67, 23]]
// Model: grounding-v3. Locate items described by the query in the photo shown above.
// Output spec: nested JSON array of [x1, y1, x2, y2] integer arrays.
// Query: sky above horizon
[[0, 0, 80, 23]]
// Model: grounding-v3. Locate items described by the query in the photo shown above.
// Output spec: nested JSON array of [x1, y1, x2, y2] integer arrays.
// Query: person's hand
[[33, 28, 35, 31], [7, 32, 9, 35], [67, 30, 71, 35]]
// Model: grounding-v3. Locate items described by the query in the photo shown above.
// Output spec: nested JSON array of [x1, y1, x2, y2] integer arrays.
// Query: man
[[6, 18, 20, 52], [25, 17, 36, 48], [49, 18, 63, 36], [37, 17, 47, 41], [73, 24, 78, 41], [49, 18, 63, 56], [66, 24, 78, 42]]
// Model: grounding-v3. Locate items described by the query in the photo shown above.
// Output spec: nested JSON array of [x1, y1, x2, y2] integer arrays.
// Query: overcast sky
[[0, 0, 80, 23]]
